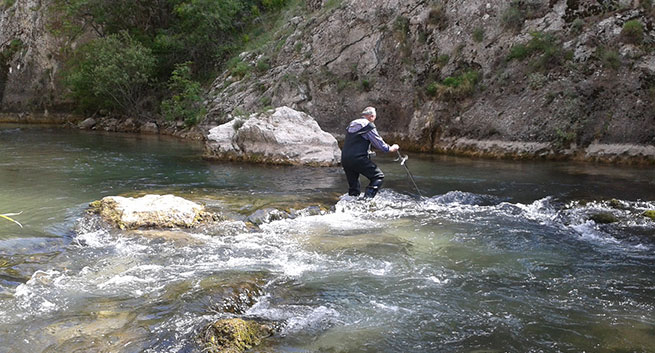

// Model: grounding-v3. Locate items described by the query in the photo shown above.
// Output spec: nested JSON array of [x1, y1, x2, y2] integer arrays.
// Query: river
[[1, 126, 654, 352]]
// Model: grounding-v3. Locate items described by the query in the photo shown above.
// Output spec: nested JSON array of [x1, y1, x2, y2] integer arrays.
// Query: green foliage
[[435, 54, 450, 67], [621, 20, 644, 44], [360, 78, 372, 92], [472, 27, 485, 43], [507, 31, 571, 71], [161, 62, 206, 127], [570, 18, 585, 34], [231, 61, 251, 79], [64, 32, 156, 114], [501, 2, 524, 32], [50, 0, 296, 116], [598, 47, 620, 70], [1, 39, 23, 63], [428, 70, 480, 100], [256, 57, 271, 72], [1, 0, 15, 9]]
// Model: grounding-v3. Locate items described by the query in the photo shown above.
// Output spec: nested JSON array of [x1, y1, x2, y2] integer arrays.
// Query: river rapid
[[1, 126, 654, 352]]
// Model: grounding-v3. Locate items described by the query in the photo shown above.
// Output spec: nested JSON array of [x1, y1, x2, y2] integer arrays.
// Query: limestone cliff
[[204, 0, 655, 162], [0, 0, 69, 113]]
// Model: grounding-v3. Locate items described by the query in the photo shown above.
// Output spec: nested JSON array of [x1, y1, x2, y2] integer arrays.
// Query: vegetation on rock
[[198, 318, 273, 353]]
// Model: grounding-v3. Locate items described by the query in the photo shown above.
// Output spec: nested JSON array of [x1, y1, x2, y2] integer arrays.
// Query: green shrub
[[435, 54, 450, 67], [621, 20, 644, 44], [472, 27, 485, 42], [508, 43, 530, 60], [426, 82, 438, 96], [507, 32, 571, 71], [161, 62, 206, 127], [256, 57, 271, 72], [431, 70, 480, 100], [501, 3, 524, 32], [598, 47, 621, 70], [1, 0, 15, 9], [360, 78, 372, 92], [570, 18, 584, 34], [64, 32, 156, 114], [231, 61, 251, 78], [1, 38, 23, 63]]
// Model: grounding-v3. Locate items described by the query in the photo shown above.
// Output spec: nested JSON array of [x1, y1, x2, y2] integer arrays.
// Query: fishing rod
[[395, 150, 423, 198]]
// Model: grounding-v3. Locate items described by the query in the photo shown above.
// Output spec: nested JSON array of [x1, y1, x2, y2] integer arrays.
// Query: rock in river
[[198, 318, 273, 353], [88, 194, 218, 230], [204, 106, 341, 166]]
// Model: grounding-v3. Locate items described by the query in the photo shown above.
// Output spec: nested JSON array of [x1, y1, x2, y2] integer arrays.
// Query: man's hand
[[389, 144, 399, 152]]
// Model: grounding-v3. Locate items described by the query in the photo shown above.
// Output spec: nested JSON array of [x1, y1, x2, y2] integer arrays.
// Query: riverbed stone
[[198, 318, 273, 353], [246, 208, 290, 226], [204, 106, 341, 166], [589, 212, 619, 224], [88, 194, 218, 230], [78, 118, 96, 130], [643, 210, 655, 221]]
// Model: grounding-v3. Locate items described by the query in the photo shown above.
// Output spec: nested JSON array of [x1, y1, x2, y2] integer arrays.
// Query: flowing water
[[1, 126, 654, 352]]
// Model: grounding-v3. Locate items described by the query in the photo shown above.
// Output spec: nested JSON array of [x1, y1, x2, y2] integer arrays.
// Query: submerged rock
[[198, 318, 273, 353], [246, 208, 290, 226], [589, 212, 619, 224], [88, 194, 219, 230], [204, 106, 341, 166]]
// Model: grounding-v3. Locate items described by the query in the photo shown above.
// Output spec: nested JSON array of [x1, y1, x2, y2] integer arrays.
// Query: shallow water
[[1, 126, 654, 352]]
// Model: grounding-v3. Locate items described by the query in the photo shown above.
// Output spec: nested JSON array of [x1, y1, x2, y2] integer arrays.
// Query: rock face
[[204, 0, 655, 162], [88, 194, 216, 230], [204, 106, 341, 166], [0, 0, 70, 112]]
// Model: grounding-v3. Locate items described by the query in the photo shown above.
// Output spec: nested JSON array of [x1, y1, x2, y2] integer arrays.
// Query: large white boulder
[[204, 106, 341, 166], [88, 194, 216, 230]]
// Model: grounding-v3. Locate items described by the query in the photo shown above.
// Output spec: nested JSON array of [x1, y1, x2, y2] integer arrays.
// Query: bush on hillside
[[621, 20, 644, 44], [161, 62, 206, 127], [64, 32, 156, 114]]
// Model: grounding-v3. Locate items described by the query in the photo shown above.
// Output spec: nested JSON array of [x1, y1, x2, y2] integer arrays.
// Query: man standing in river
[[341, 106, 399, 198]]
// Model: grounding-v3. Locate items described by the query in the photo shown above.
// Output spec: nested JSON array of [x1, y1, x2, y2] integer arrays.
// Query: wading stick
[[395, 151, 423, 198]]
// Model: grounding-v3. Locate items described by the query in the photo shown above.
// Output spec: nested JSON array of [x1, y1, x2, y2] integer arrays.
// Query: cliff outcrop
[[204, 0, 655, 162], [0, 0, 68, 113]]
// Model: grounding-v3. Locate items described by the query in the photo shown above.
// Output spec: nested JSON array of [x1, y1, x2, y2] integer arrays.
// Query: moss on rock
[[589, 212, 619, 224], [198, 318, 273, 353], [642, 210, 655, 220]]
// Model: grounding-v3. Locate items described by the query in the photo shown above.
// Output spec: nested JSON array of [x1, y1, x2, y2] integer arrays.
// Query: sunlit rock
[[88, 194, 219, 230], [643, 210, 655, 221], [198, 318, 273, 353], [204, 106, 341, 166]]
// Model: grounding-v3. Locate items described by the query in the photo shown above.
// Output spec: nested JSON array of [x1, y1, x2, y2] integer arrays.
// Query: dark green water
[[1, 126, 654, 352]]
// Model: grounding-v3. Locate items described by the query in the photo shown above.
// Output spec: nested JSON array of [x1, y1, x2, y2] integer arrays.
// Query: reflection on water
[[0, 126, 654, 352]]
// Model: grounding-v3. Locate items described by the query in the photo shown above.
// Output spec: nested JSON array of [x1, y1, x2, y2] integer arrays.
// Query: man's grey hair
[[361, 106, 376, 116]]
